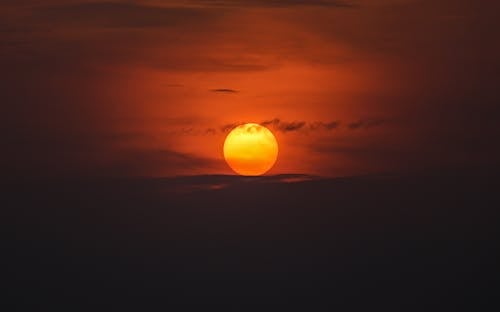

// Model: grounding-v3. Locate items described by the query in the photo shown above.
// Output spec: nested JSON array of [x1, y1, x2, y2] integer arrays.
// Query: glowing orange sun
[[223, 123, 279, 176]]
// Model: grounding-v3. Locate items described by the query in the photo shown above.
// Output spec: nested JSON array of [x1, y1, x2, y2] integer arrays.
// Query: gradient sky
[[2, 0, 499, 178]]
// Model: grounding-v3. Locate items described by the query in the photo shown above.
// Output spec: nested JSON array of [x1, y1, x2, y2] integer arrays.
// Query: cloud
[[347, 119, 385, 130], [1, 2, 277, 73], [216, 118, 341, 134], [32, 2, 218, 29], [210, 88, 239, 93], [220, 123, 239, 133], [205, 128, 217, 135], [280, 121, 306, 132], [261, 118, 305, 132], [216, 118, 388, 134], [187, 0, 355, 8], [25, 0, 354, 31], [262, 118, 342, 132], [101, 148, 223, 177], [309, 121, 341, 130]]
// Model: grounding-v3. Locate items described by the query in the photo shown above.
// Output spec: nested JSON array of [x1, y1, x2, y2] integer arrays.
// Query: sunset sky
[[4, 1, 500, 309], [2, 0, 499, 178]]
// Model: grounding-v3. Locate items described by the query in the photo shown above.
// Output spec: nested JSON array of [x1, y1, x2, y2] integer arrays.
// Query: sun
[[223, 123, 278, 176]]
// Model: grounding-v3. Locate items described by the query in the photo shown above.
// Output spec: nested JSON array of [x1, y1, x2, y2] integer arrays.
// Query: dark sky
[[2, 0, 500, 178]]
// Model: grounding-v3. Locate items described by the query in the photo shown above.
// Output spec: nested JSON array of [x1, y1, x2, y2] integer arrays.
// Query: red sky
[[2, 0, 499, 177]]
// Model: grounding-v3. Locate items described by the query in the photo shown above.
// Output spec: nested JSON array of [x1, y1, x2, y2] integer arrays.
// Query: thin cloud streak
[[210, 88, 239, 93], [215, 118, 387, 134], [347, 119, 386, 130], [185, 0, 355, 8]]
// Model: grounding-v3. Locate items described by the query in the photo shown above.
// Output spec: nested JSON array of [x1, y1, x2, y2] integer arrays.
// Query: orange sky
[[2, 0, 499, 178]]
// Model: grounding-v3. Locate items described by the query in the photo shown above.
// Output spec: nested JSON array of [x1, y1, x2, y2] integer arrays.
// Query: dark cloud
[[262, 118, 341, 132], [214, 119, 343, 134], [158, 173, 318, 192], [2, 119, 222, 177], [33, 2, 218, 29], [217, 119, 344, 134], [131, 48, 275, 73], [62, 147, 224, 177], [261, 118, 305, 132], [309, 121, 340, 130], [127, 149, 221, 173], [205, 128, 217, 135], [280, 121, 305, 132], [190, 0, 355, 8], [220, 123, 239, 133], [0, 2, 276, 73], [347, 119, 385, 130], [22, 0, 353, 32], [210, 88, 239, 93]]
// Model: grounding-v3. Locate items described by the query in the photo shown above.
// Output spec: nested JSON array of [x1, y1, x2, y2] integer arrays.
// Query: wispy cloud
[[210, 88, 239, 93], [218, 118, 342, 133], [261, 118, 306, 132], [25, 0, 354, 31], [104, 148, 222, 176], [347, 119, 385, 130], [220, 123, 240, 133], [309, 121, 340, 130], [32, 2, 217, 29], [216, 118, 388, 134], [185, 0, 355, 8]]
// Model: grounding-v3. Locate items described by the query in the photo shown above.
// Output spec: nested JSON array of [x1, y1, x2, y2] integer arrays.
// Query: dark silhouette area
[[3, 170, 498, 311]]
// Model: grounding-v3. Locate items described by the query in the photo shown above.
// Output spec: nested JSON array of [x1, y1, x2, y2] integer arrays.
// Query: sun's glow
[[223, 123, 278, 176]]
